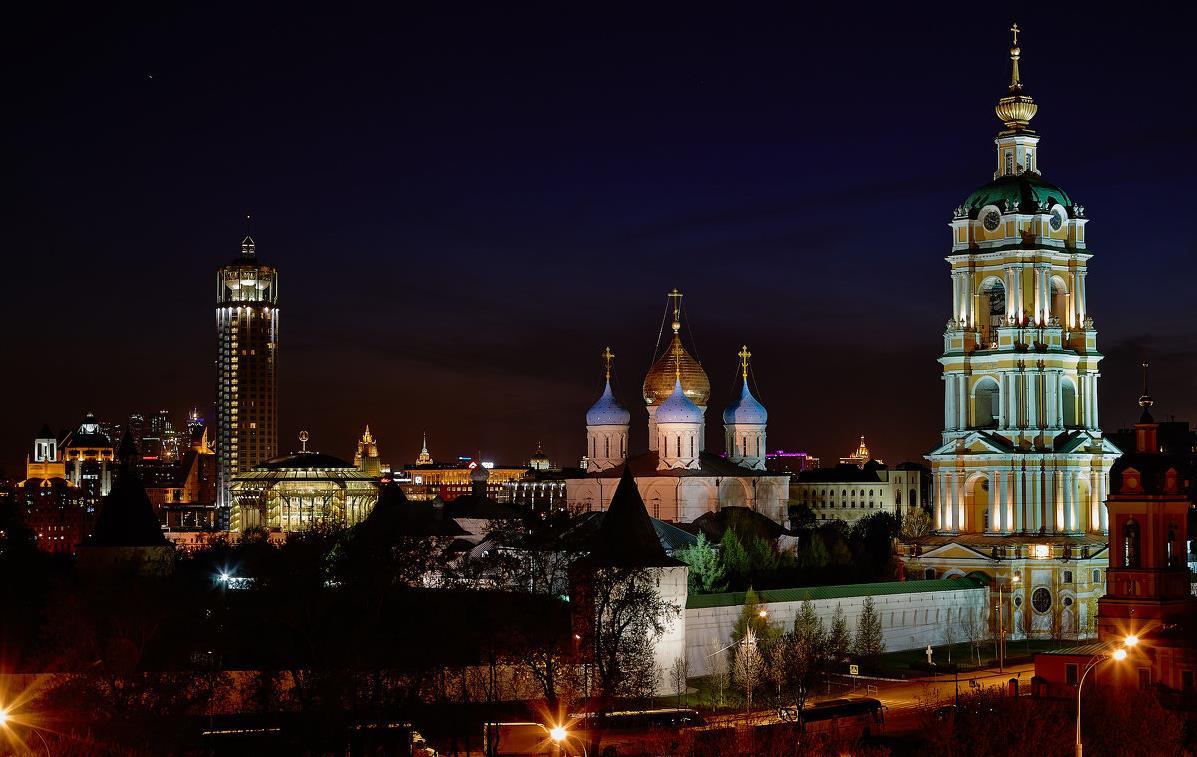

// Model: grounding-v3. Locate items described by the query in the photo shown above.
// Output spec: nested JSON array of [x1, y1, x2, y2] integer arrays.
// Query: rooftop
[[687, 576, 985, 609]]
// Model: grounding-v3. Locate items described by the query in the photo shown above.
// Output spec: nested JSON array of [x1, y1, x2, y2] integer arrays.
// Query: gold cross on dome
[[601, 346, 614, 380], [667, 288, 684, 330], [1010, 23, 1020, 46], [738, 345, 751, 380]]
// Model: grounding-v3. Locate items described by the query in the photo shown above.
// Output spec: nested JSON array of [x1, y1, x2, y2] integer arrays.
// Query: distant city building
[[354, 425, 382, 477], [528, 443, 552, 471], [398, 437, 527, 501], [791, 462, 923, 525], [141, 425, 218, 520], [216, 232, 279, 521], [19, 424, 87, 553], [564, 293, 790, 523], [229, 433, 379, 533], [839, 436, 881, 468], [60, 413, 116, 513], [765, 450, 820, 474]]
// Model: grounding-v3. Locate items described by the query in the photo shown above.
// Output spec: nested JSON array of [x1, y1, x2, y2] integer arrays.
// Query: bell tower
[[928, 27, 1119, 537]]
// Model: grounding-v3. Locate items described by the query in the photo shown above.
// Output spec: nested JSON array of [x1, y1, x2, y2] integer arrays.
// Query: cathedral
[[564, 290, 789, 523], [900, 28, 1121, 641]]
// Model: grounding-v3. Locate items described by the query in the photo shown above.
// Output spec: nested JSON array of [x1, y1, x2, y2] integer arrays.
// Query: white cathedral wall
[[683, 585, 989, 677]]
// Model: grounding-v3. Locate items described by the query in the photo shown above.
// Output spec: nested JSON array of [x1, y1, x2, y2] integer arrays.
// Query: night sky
[[5, 4, 1196, 475]]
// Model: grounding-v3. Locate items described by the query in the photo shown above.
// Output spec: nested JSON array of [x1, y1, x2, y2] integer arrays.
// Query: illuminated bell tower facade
[[928, 28, 1119, 538], [216, 234, 279, 520]]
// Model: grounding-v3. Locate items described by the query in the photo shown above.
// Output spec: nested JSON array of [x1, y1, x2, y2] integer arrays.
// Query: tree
[[720, 528, 750, 587], [853, 596, 885, 664], [828, 604, 851, 663], [959, 606, 989, 666], [900, 507, 933, 540], [799, 532, 830, 571], [589, 566, 681, 703], [777, 600, 828, 714], [731, 587, 780, 648], [676, 533, 726, 593], [670, 655, 690, 707]]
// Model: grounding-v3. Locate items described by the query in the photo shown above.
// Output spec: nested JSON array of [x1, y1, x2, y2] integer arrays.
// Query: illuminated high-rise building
[[216, 232, 279, 520]]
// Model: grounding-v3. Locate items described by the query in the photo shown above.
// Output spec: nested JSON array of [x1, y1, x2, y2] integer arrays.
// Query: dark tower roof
[[588, 467, 680, 567], [36, 423, 54, 440], [117, 429, 139, 463], [357, 481, 465, 539], [91, 466, 167, 547]]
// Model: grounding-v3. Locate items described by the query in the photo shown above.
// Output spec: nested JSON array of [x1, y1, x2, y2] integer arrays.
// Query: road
[[703, 662, 1036, 735]]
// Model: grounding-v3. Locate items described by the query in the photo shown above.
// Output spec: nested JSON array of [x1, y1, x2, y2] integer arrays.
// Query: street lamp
[[549, 724, 588, 756], [0, 705, 50, 756], [1075, 639, 1133, 757]]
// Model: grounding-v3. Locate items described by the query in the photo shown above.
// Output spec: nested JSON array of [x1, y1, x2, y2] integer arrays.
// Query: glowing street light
[[548, 723, 587, 756], [0, 707, 7, 726], [1076, 638, 1136, 757]]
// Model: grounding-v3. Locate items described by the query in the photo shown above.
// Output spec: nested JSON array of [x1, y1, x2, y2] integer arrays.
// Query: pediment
[[928, 431, 1015, 457], [917, 541, 991, 560]]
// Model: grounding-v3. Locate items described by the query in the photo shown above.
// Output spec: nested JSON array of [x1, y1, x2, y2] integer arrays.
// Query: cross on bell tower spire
[[738, 345, 752, 381]]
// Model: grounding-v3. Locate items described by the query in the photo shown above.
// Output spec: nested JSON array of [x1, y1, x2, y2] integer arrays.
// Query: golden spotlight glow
[[549, 725, 567, 742], [1112, 648, 1128, 661], [0, 707, 7, 726], [1123, 635, 1139, 648], [758, 609, 768, 619]]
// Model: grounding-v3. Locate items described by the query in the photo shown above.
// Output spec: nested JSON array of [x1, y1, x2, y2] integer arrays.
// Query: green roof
[[963, 173, 1073, 217], [686, 577, 985, 609]]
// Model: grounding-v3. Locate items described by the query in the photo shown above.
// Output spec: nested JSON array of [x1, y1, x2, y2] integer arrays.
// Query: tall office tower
[[216, 233, 279, 522]]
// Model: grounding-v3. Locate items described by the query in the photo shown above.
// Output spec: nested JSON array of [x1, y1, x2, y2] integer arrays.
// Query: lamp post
[[1076, 638, 1135, 757], [550, 725, 588, 757], [0, 707, 50, 756]]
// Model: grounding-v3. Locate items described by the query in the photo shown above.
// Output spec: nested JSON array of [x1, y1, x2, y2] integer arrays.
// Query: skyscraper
[[216, 233, 279, 521]]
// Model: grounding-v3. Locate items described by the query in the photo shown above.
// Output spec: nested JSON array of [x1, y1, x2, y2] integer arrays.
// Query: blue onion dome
[[723, 380, 768, 425], [656, 378, 703, 424], [587, 380, 631, 426]]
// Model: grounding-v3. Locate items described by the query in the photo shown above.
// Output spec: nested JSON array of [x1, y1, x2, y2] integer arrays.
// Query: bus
[[567, 708, 706, 732], [779, 697, 885, 738]]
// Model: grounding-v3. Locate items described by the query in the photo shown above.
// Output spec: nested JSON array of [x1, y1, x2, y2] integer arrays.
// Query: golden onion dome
[[642, 334, 710, 407]]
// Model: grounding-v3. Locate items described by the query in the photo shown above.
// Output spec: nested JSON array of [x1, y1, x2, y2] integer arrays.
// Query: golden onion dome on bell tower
[[994, 23, 1038, 132], [642, 289, 711, 407]]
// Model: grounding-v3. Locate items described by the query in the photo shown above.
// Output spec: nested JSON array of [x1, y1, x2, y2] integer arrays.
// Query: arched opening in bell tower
[[980, 278, 1006, 347], [1050, 275, 1070, 326], [1060, 378, 1078, 428], [973, 377, 1000, 429], [965, 472, 991, 532]]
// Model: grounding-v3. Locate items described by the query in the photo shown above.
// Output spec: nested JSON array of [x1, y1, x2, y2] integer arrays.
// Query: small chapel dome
[[656, 378, 703, 424], [587, 380, 631, 426], [723, 381, 768, 426]]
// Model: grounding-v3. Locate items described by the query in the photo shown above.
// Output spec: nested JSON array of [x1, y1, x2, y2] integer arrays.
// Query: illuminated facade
[[839, 436, 881, 468], [20, 424, 86, 553], [216, 234, 279, 521], [354, 425, 382, 477], [61, 412, 116, 511], [900, 28, 1119, 640], [566, 292, 789, 523], [229, 436, 379, 533]]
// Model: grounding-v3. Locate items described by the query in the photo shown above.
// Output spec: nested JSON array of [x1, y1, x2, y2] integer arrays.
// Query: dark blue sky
[[5, 3, 1196, 473]]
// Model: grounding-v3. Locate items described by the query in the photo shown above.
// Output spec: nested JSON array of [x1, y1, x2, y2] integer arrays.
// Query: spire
[[602, 346, 614, 382], [738, 344, 751, 382], [241, 215, 256, 258], [994, 23, 1038, 131], [1138, 361, 1155, 424], [588, 467, 674, 567], [1008, 23, 1022, 92]]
